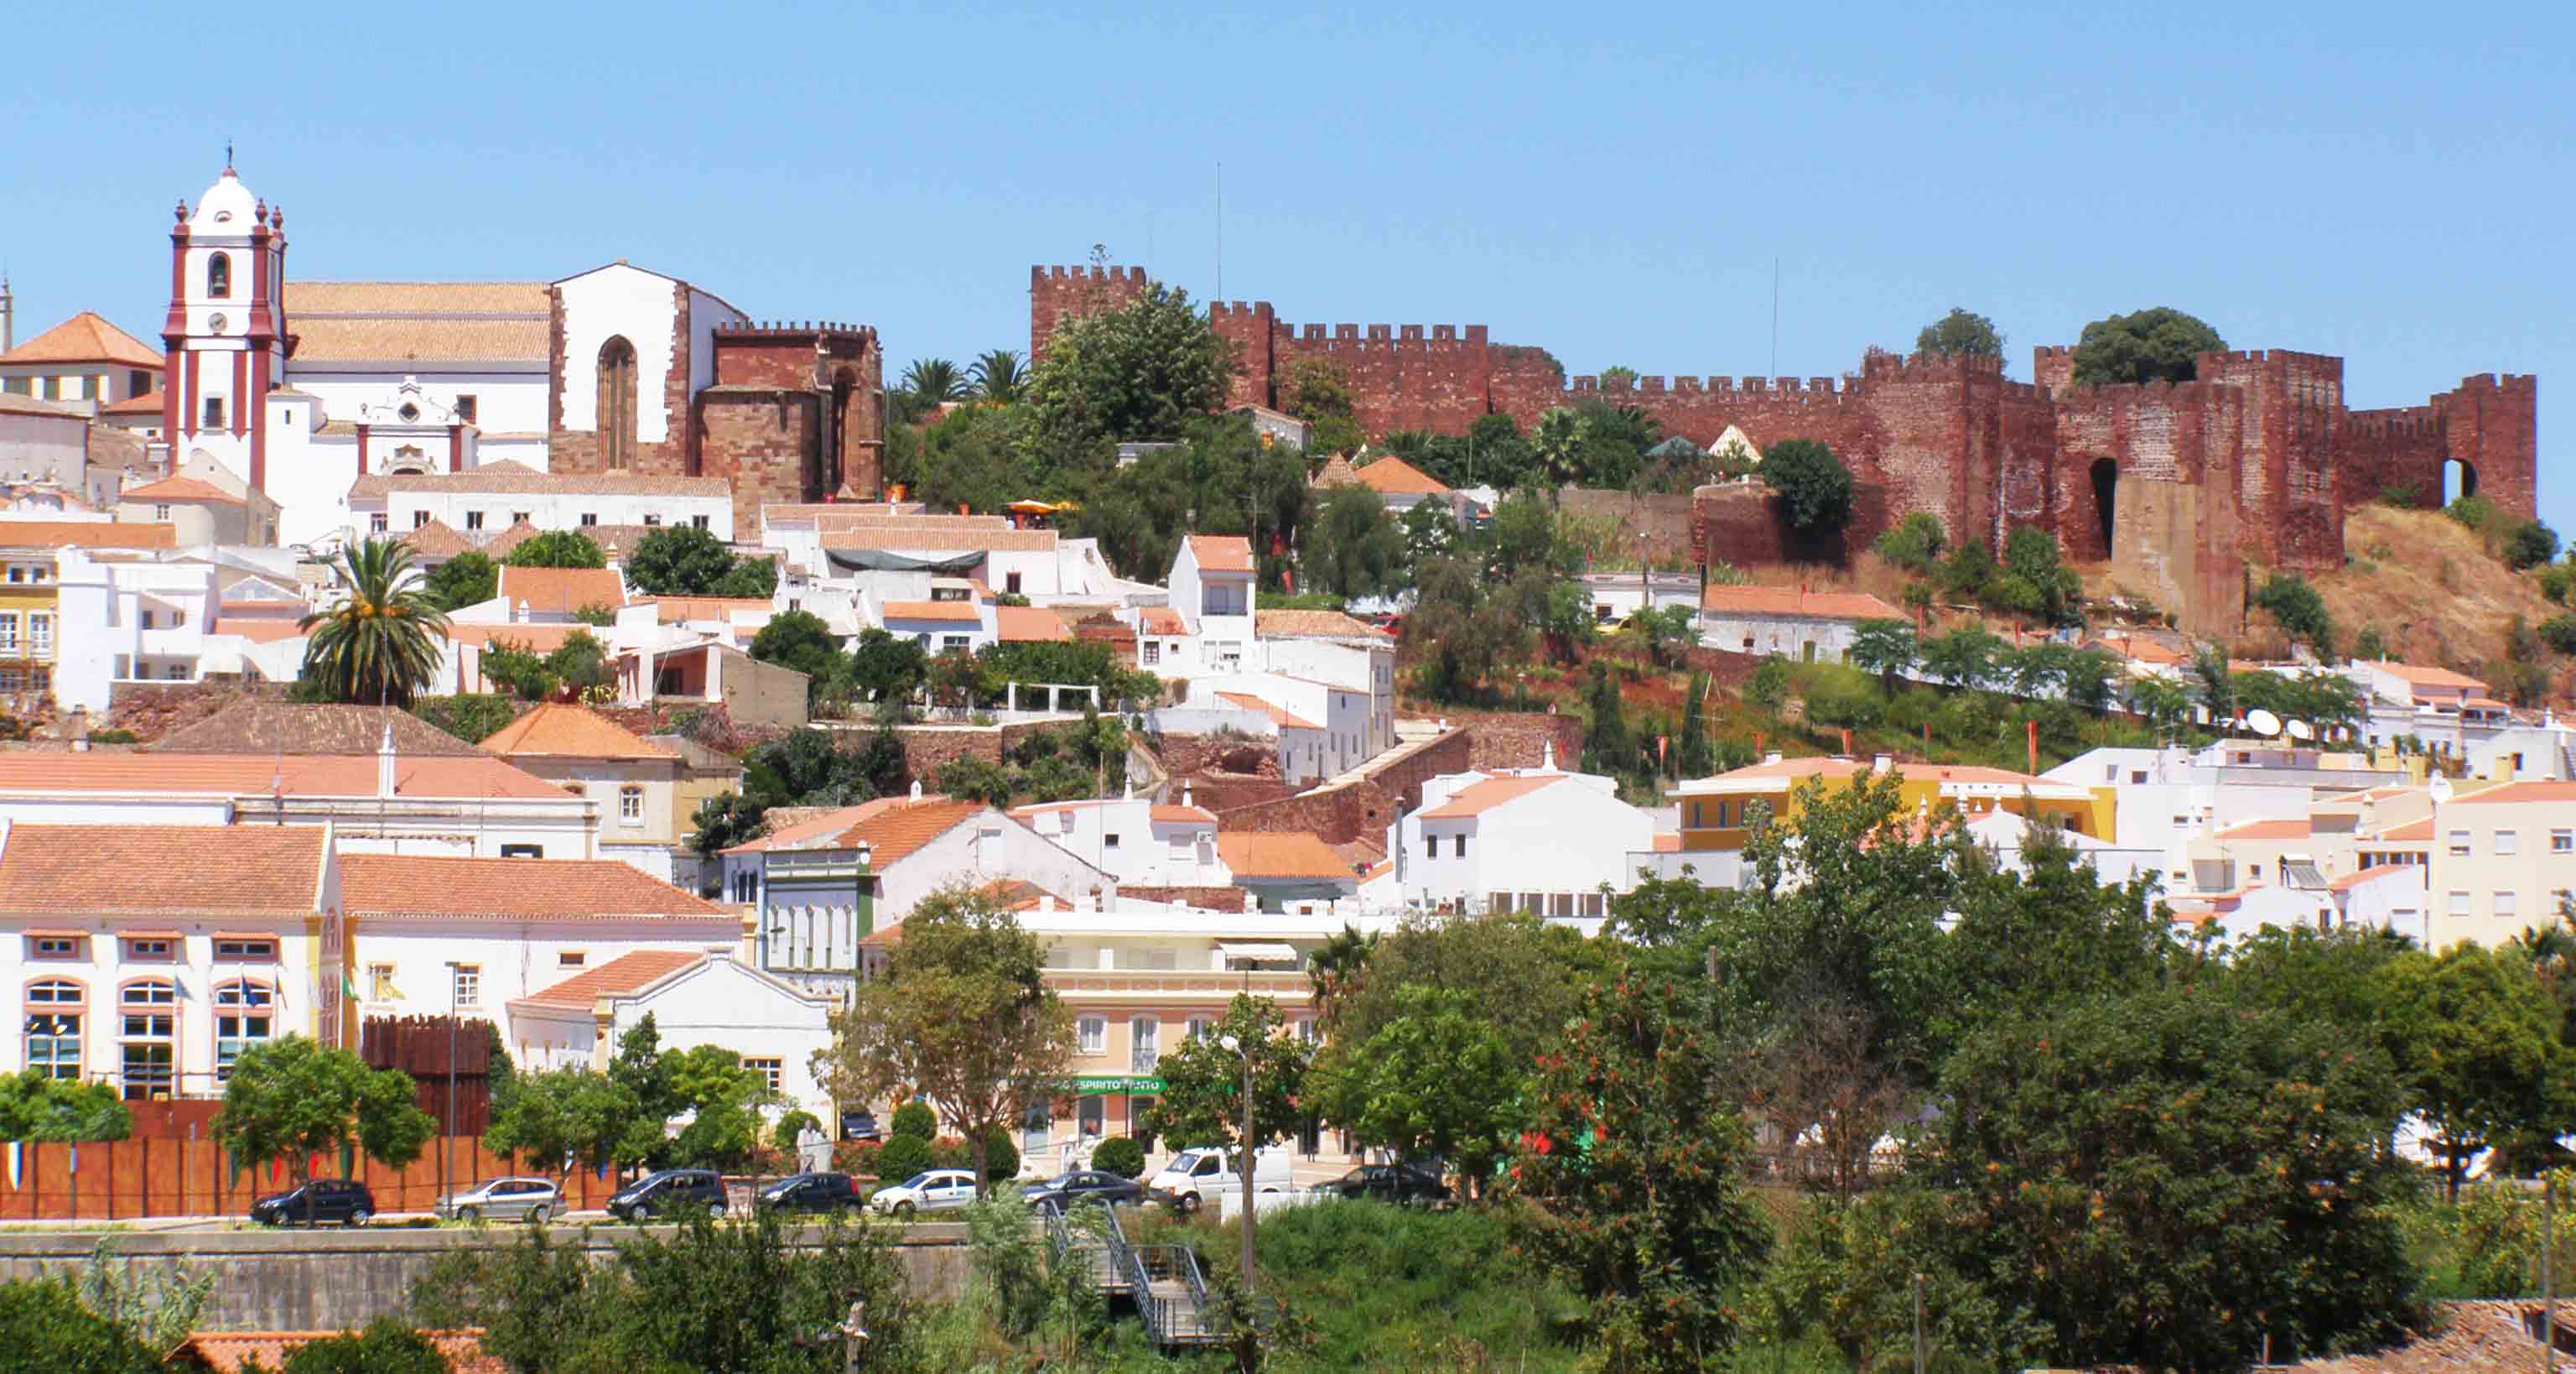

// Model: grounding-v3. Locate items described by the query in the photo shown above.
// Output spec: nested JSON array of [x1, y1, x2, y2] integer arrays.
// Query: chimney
[[1182, 780, 1194, 809], [1872, 752, 1891, 773], [67, 707, 89, 752], [376, 717, 397, 799], [908, 779, 922, 801], [1763, 752, 1783, 765], [1541, 738, 1556, 772]]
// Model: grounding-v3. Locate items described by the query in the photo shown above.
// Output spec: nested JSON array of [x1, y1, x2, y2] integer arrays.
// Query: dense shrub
[[2506, 520, 2562, 571], [2446, 495, 2499, 533], [0, 1275, 164, 1373], [871, 1134, 934, 1184], [889, 1101, 936, 1141], [771, 1110, 822, 1154], [1872, 511, 1946, 573], [2251, 572, 2335, 656], [268, 1317, 452, 1373], [2541, 616, 2576, 657], [1089, 1135, 1145, 1179], [833, 1139, 881, 1178]]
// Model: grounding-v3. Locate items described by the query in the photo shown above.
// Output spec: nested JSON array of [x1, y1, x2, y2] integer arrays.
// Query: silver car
[[436, 1176, 563, 1224]]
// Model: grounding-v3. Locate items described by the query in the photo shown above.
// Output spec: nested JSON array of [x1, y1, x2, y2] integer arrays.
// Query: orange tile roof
[[1699, 585, 1903, 620], [1309, 454, 1361, 488], [2360, 659, 2488, 690], [518, 950, 706, 1008], [2088, 632, 2190, 665], [1652, 832, 1681, 852], [183, 1330, 500, 1374], [100, 388, 165, 416], [882, 599, 982, 623], [1151, 804, 1216, 824], [2213, 818, 2312, 841], [0, 824, 326, 918], [1420, 773, 1567, 819], [2376, 818, 2435, 841], [497, 565, 626, 616], [2447, 781, 2576, 806], [1255, 609, 1389, 639], [822, 523, 1057, 553], [1215, 691, 1322, 731], [637, 596, 773, 622], [997, 604, 1072, 642], [0, 752, 570, 799], [2329, 862, 2418, 893], [1217, 830, 1351, 881], [1353, 455, 1449, 496], [1138, 606, 1188, 635], [207, 616, 307, 643], [479, 703, 676, 761], [1187, 535, 1254, 573], [151, 702, 481, 757], [0, 311, 164, 367], [283, 281, 549, 366], [119, 475, 242, 505], [443, 623, 592, 653], [397, 520, 479, 559], [723, 798, 985, 868], [338, 854, 732, 920], [0, 519, 177, 549]]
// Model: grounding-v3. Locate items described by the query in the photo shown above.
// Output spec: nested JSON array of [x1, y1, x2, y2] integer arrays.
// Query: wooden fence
[[0, 1137, 631, 1221]]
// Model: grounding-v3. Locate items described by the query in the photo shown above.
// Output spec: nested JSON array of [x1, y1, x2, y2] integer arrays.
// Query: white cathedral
[[155, 164, 883, 549]]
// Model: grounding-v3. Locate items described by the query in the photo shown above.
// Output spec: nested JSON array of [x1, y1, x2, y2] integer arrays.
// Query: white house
[[2329, 862, 2429, 945], [350, 461, 733, 544], [1215, 831, 1359, 915], [475, 705, 690, 881], [881, 580, 990, 655], [1187, 673, 1376, 784], [1392, 757, 1654, 924], [1130, 535, 1255, 679], [1007, 795, 1225, 887], [507, 950, 836, 1123], [454, 565, 629, 627], [1698, 586, 1906, 663]]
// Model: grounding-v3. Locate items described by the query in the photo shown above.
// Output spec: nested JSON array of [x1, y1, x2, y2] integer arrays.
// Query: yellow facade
[[1675, 757, 2105, 854], [0, 576, 59, 698]]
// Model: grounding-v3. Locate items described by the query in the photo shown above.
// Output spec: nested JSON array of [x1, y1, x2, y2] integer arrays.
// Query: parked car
[[249, 1179, 376, 1228], [1315, 1162, 1452, 1206], [756, 1172, 865, 1214], [1022, 1168, 1148, 1211], [1146, 1146, 1291, 1215], [435, 1176, 563, 1224], [839, 1110, 880, 1142], [604, 1168, 727, 1221], [867, 1169, 978, 1217]]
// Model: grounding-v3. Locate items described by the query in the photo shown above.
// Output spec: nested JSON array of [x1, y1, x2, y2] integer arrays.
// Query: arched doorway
[[596, 336, 637, 469], [2443, 458, 2477, 505], [2090, 459, 2118, 557]]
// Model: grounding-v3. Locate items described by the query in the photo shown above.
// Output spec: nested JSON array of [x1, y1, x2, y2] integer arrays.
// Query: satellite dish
[[2285, 719, 2314, 741], [2246, 709, 2284, 737]]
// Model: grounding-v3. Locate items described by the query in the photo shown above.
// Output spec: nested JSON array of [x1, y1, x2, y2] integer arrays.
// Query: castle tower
[[162, 163, 288, 491]]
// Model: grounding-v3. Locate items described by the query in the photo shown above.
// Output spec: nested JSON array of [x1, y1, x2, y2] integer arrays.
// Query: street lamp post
[[1218, 1033, 1257, 1299], [443, 961, 460, 1211]]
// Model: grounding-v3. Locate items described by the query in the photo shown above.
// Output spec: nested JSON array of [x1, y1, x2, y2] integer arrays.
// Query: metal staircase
[[1040, 1199, 1224, 1348]]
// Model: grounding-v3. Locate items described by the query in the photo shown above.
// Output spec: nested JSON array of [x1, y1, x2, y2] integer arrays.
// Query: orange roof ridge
[[1353, 455, 1450, 495], [338, 854, 730, 919], [1186, 534, 1254, 572], [478, 702, 677, 761], [0, 310, 164, 367], [1216, 830, 1349, 880], [0, 825, 329, 917], [1700, 585, 1903, 621], [518, 950, 706, 1007], [1420, 773, 1568, 819]]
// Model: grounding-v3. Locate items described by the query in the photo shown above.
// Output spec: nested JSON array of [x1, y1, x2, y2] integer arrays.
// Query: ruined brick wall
[[1173, 772, 1292, 813], [696, 390, 821, 512], [1206, 302, 1276, 411], [1215, 775, 1400, 845], [1349, 728, 1472, 818], [2196, 350, 2344, 570], [1690, 480, 1894, 566], [1029, 265, 1148, 362], [1447, 712, 1584, 773], [706, 325, 884, 499], [2049, 379, 2248, 633], [888, 721, 1065, 788], [1555, 489, 1696, 568], [2433, 373, 2539, 520], [1151, 733, 1280, 779], [1566, 372, 1879, 457]]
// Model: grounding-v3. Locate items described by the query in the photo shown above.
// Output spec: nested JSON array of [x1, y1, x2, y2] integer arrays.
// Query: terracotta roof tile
[[1652, 832, 1681, 851], [0, 311, 164, 367], [2360, 659, 2489, 690], [0, 824, 325, 917], [1138, 606, 1188, 635], [518, 950, 705, 1008], [997, 604, 1072, 642], [443, 622, 591, 653], [637, 596, 773, 623], [1353, 455, 1448, 496], [0, 752, 569, 799], [151, 702, 484, 756], [397, 520, 479, 559], [723, 798, 985, 867], [2329, 862, 2416, 892], [1255, 609, 1388, 640], [882, 600, 982, 623], [479, 703, 677, 761], [0, 393, 86, 419], [2376, 818, 2435, 841], [1420, 773, 1567, 819], [118, 475, 241, 505], [497, 565, 626, 616], [0, 519, 177, 549], [208, 617, 307, 643], [1150, 804, 1216, 823], [2213, 818, 2312, 841], [1309, 454, 1360, 488], [1699, 585, 1903, 620], [2447, 781, 2576, 805], [1215, 691, 1322, 731], [1216, 830, 1350, 881], [182, 1330, 501, 1374], [1187, 535, 1254, 573], [339, 854, 731, 920], [100, 388, 164, 416], [283, 282, 548, 365]]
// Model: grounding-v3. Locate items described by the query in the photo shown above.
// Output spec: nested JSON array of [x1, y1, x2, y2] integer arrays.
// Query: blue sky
[[8, 1, 2568, 525]]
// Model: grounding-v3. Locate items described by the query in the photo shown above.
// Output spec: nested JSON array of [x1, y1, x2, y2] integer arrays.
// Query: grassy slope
[[2302, 505, 2558, 678]]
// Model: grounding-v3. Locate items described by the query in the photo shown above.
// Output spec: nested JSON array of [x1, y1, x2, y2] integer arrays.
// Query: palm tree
[[297, 539, 449, 706], [1532, 409, 1586, 497], [900, 358, 965, 404], [971, 349, 1027, 403], [1307, 924, 1378, 1033]]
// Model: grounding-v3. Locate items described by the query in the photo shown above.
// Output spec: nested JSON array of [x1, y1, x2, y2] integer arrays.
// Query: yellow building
[[1671, 753, 2104, 853]]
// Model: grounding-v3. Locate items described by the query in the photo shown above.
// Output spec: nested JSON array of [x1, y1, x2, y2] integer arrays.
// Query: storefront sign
[[1067, 1075, 1164, 1095]]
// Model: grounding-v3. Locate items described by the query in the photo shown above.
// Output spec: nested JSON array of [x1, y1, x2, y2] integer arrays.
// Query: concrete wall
[[0, 1222, 970, 1332]]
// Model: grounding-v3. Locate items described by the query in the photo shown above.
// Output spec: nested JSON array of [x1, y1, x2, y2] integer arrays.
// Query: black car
[[756, 1171, 865, 1214], [1317, 1163, 1451, 1206], [250, 1179, 377, 1227], [839, 1110, 881, 1142], [1022, 1168, 1149, 1211], [605, 1168, 728, 1220]]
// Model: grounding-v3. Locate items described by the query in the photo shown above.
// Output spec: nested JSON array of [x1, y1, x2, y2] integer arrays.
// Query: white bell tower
[[162, 159, 288, 492]]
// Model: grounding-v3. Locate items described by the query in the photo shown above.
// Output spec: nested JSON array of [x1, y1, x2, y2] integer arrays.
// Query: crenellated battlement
[[1284, 320, 1488, 351], [714, 320, 877, 341], [2346, 406, 2440, 438], [1034, 264, 1149, 284], [2452, 372, 2538, 393]]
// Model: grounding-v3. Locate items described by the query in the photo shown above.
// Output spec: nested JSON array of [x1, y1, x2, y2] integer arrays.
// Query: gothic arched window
[[597, 336, 637, 469], [206, 252, 231, 299]]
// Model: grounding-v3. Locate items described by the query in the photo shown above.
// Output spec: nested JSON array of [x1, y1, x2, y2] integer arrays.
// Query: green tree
[[2125, 673, 2190, 733], [1757, 438, 1855, 533], [501, 530, 606, 569], [1914, 307, 2004, 359], [1301, 483, 1404, 599], [909, 402, 1034, 513], [1895, 986, 2418, 1371], [1313, 985, 1528, 1199], [749, 609, 845, 711], [1939, 825, 2174, 1051], [1846, 617, 1917, 690], [1872, 510, 1946, 572], [1996, 524, 2083, 625], [815, 885, 1074, 1194], [688, 790, 766, 860], [1142, 994, 1314, 1198], [1510, 970, 1772, 1366], [1405, 555, 1527, 703], [214, 1036, 436, 1204], [258, 1316, 451, 1373], [1281, 356, 1363, 459], [2060, 645, 2120, 711], [2507, 519, 2562, 571], [1306, 924, 1379, 1036], [1026, 279, 1237, 475], [0, 1274, 167, 1374], [2253, 571, 2336, 655], [1919, 626, 2002, 689], [1578, 658, 1633, 777], [1538, 580, 1599, 666], [1337, 911, 1611, 1072], [2380, 942, 2576, 1200], [2189, 643, 2236, 722], [1399, 499, 1457, 567], [663, 1044, 782, 1170], [2002, 641, 2072, 699], [297, 539, 450, 707], [846, 627, 930, 708], [625, 525, 742, 596], [899, 357, 965, 403], [544, 629, 613, 700], [410, 693, 521, 743], [969, 347, 1027, 403], [418, 549, 497, 612], [1530, 409, 1585, 492], [483, 1066, 656, 1178], [1676, 670, 1716, 778], [2069, 306, 2225, 388], [2352, 625, 2390, 660], [2542, 615, 2576, 656], [0, 1070, 131, 1142], [1746, 654, 1789, 711]]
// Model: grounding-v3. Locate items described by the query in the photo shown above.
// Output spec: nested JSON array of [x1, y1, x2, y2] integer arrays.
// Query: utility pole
[[1239, 1042, 1256, 1297], [2547, 1172, 2558, 1374], [444, 962, 460, 1209]]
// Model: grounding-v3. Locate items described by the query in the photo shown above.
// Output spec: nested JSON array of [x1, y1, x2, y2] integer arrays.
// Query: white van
[[1146, 1145, 1292, 1215]]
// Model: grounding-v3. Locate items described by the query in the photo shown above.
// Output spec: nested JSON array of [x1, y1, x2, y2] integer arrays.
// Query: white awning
[[1217, 941, 1301, 965]]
